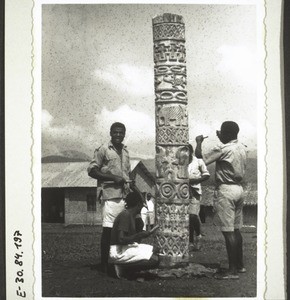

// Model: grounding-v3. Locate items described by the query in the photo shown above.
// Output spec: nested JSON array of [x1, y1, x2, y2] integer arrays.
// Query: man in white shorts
[[88, 122, 132, 274], [109, 191, 159, 278], [195, 121, 247, 280]]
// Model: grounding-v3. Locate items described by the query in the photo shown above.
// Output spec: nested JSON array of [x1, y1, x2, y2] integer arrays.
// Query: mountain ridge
[[42, 150, 257, 184]]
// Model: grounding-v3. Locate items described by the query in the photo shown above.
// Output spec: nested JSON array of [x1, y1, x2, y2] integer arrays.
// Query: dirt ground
[[42, 223, 257, 298]]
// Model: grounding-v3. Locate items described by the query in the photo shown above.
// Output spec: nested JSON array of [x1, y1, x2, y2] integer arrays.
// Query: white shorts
[[141, 213, 147, 230], [213, 184, 244, 231], [109, 243, 153, 264], [101, 198, 125, 228], [188, 194, 201, 215], [147, 212, 154, 225]]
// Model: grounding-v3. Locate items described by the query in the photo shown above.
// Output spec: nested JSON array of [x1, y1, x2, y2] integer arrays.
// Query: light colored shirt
[[188, 157, 210, 195], [203, 139, 247, 185], [87, 141, 131, 200], [147, 199, 155, 212]]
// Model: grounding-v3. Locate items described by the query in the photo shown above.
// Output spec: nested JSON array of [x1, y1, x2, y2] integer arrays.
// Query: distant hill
[[42, 150, 91, 163], [42, 150, 257, 185]]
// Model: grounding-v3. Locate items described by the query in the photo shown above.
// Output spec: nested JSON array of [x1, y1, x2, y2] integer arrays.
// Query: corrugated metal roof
[[42, 160, 155, 188], [42, 162, 96, 188], [130, 159, 140, 170]]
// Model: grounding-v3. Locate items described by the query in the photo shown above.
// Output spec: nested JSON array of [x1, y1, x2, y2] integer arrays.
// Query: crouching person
[[109, 191, 159, 279]]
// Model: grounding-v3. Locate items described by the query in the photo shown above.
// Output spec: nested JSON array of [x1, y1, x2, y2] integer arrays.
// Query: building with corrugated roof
[[42, 160, 155, 225]]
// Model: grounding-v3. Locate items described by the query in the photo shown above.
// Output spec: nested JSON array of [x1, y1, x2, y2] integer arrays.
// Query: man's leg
[[189, 214, 202, 250], [192, 214, 201, 237], [234, 229, 245, 271], [100, 227, 112, 272], [199, 205, 206, 223], [222, 231, 238, 274], [189, 214, 194, 244]]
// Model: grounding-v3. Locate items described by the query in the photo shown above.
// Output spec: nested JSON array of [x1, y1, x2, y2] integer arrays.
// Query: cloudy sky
[[42, 4, 257, 159]]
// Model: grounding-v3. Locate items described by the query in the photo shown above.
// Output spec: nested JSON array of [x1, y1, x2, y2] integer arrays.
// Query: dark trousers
[[101, 227, 112, 267], [199, 205, 206, 223], [189, 214, 201, 243]]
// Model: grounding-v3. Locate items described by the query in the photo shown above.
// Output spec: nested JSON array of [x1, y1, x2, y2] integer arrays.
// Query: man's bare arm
[[189, 174, 210, 185], [195, 135, 204, 158]]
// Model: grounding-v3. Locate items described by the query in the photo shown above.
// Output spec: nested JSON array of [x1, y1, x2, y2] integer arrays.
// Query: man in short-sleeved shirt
[[88, 140, 131, 227], [195, 121, 247, 279], [88, 122, 132, 273], [188, 145, 210, 251]]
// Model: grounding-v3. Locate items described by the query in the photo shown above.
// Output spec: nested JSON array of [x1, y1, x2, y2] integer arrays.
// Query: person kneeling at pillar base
[[109, 191, 160, 279]]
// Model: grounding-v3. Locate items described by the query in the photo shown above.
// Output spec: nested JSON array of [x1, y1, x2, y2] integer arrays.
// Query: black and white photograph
[[39, 2, 260, 297], [4, 0, 286, 299]]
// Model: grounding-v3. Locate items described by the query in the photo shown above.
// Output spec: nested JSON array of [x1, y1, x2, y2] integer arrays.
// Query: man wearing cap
[[195, 121, 247, 280], [88, 122, 132, 274]]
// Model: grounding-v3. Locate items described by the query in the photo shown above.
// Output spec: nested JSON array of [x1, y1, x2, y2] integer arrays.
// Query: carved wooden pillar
[[153, 13, 190, 266]]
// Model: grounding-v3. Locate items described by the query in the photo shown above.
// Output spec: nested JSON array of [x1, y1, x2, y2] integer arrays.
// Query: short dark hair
[[110, 122, 126, 133], [221, 121, 239, 138], [125, 192, 143, 209], [188, 144, 194, 155]]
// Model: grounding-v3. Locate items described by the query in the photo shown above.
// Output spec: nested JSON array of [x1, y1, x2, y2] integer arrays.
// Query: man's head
[[125, 192, 144, 211], [110, 122, 126, 146], [217, 121, 239, 144], [146, 193, 152, 200], [188, 144, 194, 162]]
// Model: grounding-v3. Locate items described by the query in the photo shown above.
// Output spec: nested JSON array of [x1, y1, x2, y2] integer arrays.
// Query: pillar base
[[158, 254, 189, 268]]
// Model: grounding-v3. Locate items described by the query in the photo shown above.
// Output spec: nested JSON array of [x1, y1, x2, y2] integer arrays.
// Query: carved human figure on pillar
[[153, 13, 190, 266]]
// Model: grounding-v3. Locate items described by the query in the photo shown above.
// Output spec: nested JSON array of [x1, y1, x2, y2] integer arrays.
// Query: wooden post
[[153, 13, 190, 266]]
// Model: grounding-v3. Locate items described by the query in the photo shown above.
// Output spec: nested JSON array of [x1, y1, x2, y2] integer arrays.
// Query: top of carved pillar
[[152, 13, 185, 41], [152, 13, 184, 25]]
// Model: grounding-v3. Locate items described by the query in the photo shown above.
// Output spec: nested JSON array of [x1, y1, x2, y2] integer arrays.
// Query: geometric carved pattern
[[155, 203, 189, 256], [157, 127, 188, 144], [155, 233, 189, 257], [155, 90, 188, 103], [153, 23, 185, 40], [154, 41, 186, 64], [156, 182, 189, 200], [155, 65, 186, 76]]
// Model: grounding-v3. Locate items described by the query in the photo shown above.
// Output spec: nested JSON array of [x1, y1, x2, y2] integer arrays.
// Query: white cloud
[[42, 109, 95, 156], [42, 106, 256, 158], [94, 63, 154, 97], [42, 109, 53, 129], [216, 45, 257, 85], [93, 105, 155, 156], [94, 104, 155, 142]]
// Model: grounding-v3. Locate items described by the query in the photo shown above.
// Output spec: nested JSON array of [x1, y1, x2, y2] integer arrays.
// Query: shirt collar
[[108, 140, 128, 151], [220, 139, 238, 148]]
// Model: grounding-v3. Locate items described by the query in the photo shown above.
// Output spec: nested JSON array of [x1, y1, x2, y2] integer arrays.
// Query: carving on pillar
[[155, 91, 187, 103], [153, 23, 185, 40], [157, 104, 188, 127], [153, 13, 190, 266], [154, 41, 186, 63], [156, 145, 189, 180], [155, 203, 189, 257], [156, 127, 188, 144]]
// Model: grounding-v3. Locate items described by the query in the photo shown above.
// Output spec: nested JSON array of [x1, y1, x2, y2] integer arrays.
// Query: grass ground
[[42, 223, 257, 297]]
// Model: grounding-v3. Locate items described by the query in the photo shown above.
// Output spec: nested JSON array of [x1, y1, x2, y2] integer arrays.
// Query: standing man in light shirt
[[88, 122, 134, 274], [195, 121, 247, 280], [188, 144, 210, 251], [146, 193, 155, 230]]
